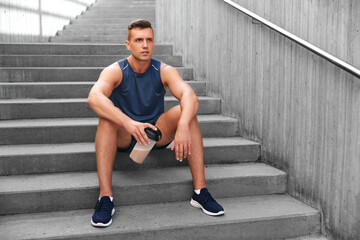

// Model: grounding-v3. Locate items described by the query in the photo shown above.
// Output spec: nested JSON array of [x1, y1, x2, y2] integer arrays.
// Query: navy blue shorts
[[117, 114, 172, 153]]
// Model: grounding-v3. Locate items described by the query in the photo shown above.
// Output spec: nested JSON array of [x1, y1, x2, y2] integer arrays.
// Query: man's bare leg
[[155, 105, 206, 189], [95, 117, 131, 197]]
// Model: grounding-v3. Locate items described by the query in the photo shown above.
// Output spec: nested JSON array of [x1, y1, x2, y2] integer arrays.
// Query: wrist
[[178, 119, 190, 128]]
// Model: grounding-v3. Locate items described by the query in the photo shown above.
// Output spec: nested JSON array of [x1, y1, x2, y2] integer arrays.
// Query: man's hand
[[123, 120, 157, 146], [171, 121, 192, 162]]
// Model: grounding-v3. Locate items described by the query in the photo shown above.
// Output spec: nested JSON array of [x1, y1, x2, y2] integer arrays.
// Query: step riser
[[1, 55, 182, 67], [0, 142, 260, 175], [69, 18, 155, 24], [0, 67, 192, 82], [57, 30, 133, 36], [50, 36, 128, 43], [88, 6, 155, 10], [63, 24, 140, 30], [0, 99, 220, 120], [76, 13, 155, 18], [83, 9, 155, 13], [0, 174, 285, 215], [63, 24, 143, 30], [0, 44, 172, 55], [0, 120, 238, 145], [0, 81, 206, 99]]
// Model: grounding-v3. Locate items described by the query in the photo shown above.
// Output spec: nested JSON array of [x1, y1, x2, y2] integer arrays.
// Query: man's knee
[[98, 117, 119, 130]]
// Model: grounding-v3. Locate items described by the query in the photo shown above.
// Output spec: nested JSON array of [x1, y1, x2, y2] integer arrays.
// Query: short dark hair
[[127, 19, 153, 40]]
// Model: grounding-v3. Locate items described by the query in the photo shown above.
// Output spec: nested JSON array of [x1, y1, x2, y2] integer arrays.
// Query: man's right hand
[[123, 120, 158, 146]]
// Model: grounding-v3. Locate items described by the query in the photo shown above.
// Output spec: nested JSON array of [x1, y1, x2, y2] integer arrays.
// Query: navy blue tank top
[[109, 58, 166, 122]]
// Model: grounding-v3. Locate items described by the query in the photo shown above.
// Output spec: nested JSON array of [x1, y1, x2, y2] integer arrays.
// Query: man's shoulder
[[100, 62, 123, 84], [104, 61, 122, 72], [160, 62, 177, 76]]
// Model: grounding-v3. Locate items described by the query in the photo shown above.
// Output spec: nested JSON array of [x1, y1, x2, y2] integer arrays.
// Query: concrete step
[[0, 55, 182, 67], [0, 195, 320, 240], [76, 12, 155, 19], [0, 81, 206, 99], [95, 1, 155, 5], [57, 29, 130, 36], [84, 8, 155, 13], [0, 115, 238, 145], [90, 4, 155, 9], [0, 96, 220, 120], [0, 67, 192, 82], [88, 5, 155, 10], [0, 163, 286, 215], [63, 23, 146, 30], [50, 35, 128, 43], [0, 137, 260, 175], [95, 0, 155, 2], [0, 43, 172, 55], [69, 17, 155, 24]]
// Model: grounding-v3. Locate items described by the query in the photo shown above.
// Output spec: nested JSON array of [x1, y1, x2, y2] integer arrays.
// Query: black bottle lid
[[144, 127, 162, 141]]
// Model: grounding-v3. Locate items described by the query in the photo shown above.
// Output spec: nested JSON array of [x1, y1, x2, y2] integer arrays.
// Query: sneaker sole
[[91, 208, 115, 227], [190, 198, 225, 216]]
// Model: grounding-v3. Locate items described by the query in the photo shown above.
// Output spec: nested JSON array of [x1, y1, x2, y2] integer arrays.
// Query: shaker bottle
[[129, 127, 162, 164]]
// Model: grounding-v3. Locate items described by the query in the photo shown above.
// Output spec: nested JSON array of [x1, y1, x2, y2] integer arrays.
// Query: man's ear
[[125, 40, 130, 51]]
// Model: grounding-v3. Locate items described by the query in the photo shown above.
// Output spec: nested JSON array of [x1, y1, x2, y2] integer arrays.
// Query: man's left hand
[[171, 121, 192, 162]]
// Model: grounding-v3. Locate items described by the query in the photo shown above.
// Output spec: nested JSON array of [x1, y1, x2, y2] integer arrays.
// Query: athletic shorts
[[117, 113, 172, 153]]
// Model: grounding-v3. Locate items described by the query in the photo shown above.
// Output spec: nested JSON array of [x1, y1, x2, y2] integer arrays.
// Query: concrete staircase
[[0, 0, 322, 239]]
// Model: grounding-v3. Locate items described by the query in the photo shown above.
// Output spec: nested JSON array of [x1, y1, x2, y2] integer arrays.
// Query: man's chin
[[134, 56, 152, 61]]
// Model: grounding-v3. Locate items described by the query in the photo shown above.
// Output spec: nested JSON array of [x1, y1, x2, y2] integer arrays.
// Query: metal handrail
[[222, 0, 360, 79]]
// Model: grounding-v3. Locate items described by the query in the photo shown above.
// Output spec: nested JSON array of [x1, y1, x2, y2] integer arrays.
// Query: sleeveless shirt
[[109, 58, 166, 122]]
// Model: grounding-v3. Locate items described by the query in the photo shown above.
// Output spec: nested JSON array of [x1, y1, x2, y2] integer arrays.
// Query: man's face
[[126, 27, 154, 61]]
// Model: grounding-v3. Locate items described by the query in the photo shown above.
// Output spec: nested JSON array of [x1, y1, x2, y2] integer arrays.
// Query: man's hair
[[127, 19, 153, 40]]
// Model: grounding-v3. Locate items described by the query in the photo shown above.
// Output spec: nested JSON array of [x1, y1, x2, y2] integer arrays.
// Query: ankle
[[99, 192, 113, 198]]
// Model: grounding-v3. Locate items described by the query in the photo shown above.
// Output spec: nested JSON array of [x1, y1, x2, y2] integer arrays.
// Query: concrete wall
[[156, 0, 360, 239], [0, 0, 95, 43]]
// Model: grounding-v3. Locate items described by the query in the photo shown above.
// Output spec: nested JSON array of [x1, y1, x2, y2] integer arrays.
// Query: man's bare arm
[[87, 63, 156, 145], [161, 63, 199, 161]]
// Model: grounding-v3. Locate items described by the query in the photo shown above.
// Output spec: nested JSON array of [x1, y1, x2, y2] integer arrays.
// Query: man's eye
[[136, 39, 142, 42], [147, 39, 153, 42]]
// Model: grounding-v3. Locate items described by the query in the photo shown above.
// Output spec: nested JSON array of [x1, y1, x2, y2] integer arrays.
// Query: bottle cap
[[144, 127, 162, 141]]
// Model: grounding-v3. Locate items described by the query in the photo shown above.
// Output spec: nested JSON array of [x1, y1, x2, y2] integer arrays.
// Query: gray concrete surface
[[0, 67, 192, 82], [0, 195, 320, 240], [0, 43, 172, 55], [0, 115, 239, 144], [0, 55, 182, 67], [0, 137, 261, 175], [0, 163, 287, 215], [0, 81, 206, 99], [0, 96, 220, 120]]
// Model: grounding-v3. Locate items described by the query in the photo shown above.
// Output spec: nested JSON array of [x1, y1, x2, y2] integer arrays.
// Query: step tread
[[0, 194, 319, 240], [0, 43, 168, 47], [0, 80, 204, 86], [0, 163, 285, 193], [0, 137, 259, 156], [0, 115, 236, 128], [0, 96, 219, 104], [0, 54, 178, 57], [0, 66, 190, 70]]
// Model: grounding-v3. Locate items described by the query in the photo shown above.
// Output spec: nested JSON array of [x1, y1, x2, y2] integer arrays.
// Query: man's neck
[[128, 56, 151, 73]]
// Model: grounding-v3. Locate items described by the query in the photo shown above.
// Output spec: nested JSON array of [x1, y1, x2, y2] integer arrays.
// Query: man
[[87, 19, 224, 227]]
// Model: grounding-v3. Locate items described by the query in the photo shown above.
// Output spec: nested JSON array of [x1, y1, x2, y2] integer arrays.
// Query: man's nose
[[143, 40, 148, 48]]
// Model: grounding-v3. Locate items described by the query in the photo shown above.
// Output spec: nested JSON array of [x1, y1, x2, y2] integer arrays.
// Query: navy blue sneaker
[[91, 196, 115, 227], [190, 188, 224, 216]]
